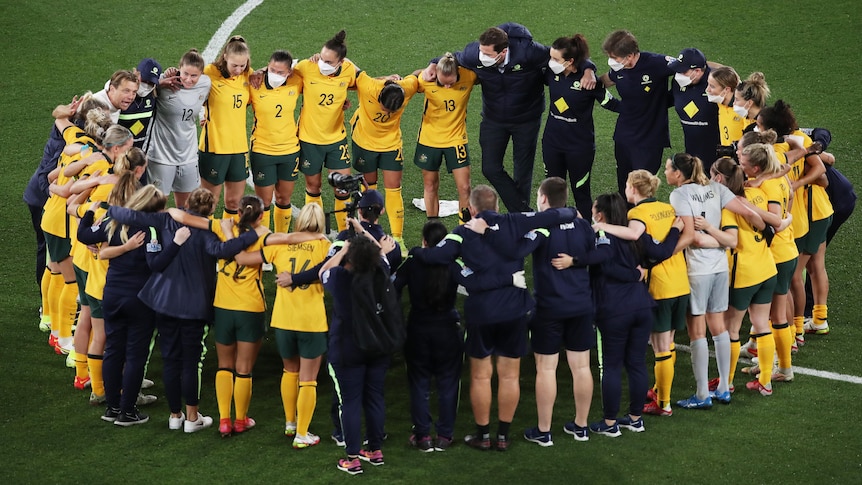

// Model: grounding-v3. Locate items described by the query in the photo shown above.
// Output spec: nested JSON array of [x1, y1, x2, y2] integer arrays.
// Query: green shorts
[[275, 328, 327, 359], [299, 139, 351, 175], [198, 152, 248, 185], [353, 141, 403, 173], [730, 275, 777, 311], [74, 265, 88, 302], [86, 292, 103, 319], [213, 308, 266, 344], [773, 258, 797, 295], [44, 232, 72, 263], [249, 150, 300, 186], [653, 294, 689, 333], [414, 143, 470, 173], [796, 215, 831, 255]]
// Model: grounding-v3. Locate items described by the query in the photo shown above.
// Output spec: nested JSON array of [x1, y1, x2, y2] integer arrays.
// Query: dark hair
[[324, 30, 348, 60], [421, 220, 452, 312], [758, 99, 798, 136], [237, 195, 264, 233], [539, 177, 568, 208], [602, 30, 639, 57], [551, 34, 589, 66], [378, 81, 405, 112], [478, 27, 508, 52], [359, 205, 382, 223], [712, 157, 745, 196], [214, 35, 250, 78], [187, 187, 216, 216], [345, 235, 379, 274], [595, 192, 641, 260], [269, 49, 293, 66], [180, 48, 205, 71], [671, 152, 709, 185]]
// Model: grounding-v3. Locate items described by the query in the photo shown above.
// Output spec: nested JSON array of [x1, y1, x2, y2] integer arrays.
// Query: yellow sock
[[281, 370, 299, 423], [755, 333, 774, 385], [384, 186, 404, 238], [297, 380, 318, 436], [88, 354, 104, 396], [274, 203, 293, 233], [334, 195, 348, 231], [366, 183, 378, 192], [773, 323, 793, 369], [40, 268, 52, 323], [75, 352, 88, 380], [813, 304, 828, 325], [793, 315, 804, 336], [459, 207, 470, 225], [728, 339, 740, 386], [48, 272, 64, 334], [223, 208, 239, 223], [305, 190, 322, 209], [262, 205, 272, 231], [234, 374, 252, 420], [654, 352, 673, 407], [215, 369, 234, 420], [59, 281, 78, 339], [670, 341, 677, 367]]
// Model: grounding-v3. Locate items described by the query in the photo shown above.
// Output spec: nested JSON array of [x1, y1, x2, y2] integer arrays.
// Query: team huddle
[[23, 23, 857, 476]]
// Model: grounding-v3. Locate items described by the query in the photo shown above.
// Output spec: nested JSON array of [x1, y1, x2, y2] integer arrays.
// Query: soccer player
[[705, 66, 747, 146], [600, 30, 674, 194], [414, 52, 477, 224], [146, 49, 211, 209], [294, 30, 358, 232], [668, 48, 721, 172], [248, 50, 303, 232], [199, 35, 252, 221], [732, 72, 770, 131], [351, 70, 419, 248]]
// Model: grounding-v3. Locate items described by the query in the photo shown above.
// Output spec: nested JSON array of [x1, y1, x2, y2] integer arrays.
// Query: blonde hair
[[83, 109, 113, 145], [437, 52, 458, 77], [108, 147, 148, 207], [102, 125, 133, 152], [742, 143, 782, 176], [294, 203, 325, 234], [107, 185, 166, 243], [736, 71, 770, 108], [627, 169, 660, 198]]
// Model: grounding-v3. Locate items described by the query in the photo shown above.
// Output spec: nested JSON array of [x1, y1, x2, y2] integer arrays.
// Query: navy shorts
[[529, 313, 595, 354], [465, 315, 529, 359]]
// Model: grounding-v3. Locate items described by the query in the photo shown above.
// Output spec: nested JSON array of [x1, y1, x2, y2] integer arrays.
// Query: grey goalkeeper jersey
[[146, 74, 211, 166]]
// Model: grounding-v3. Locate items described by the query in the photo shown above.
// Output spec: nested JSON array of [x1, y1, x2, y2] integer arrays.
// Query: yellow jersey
[[41, 126, 92, 238], [758, 176, 798, 264], [249, 73, 303, 156], [350, 72, 419, 152], [416, 67, 477, 148], [261, 238, 330, 332], [212, 222, 267, 313], [83, 203, 111, 301], [628, 199, 690, 300], [199, 64, 250, 154], [295, 59, 358, 145], [717, 103, 746, 145], [722, 189, 777, 289]]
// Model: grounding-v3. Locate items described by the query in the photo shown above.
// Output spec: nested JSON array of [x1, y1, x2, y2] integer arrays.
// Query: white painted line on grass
[[202, 0, 264, 63], [675, 343, 862, 385]]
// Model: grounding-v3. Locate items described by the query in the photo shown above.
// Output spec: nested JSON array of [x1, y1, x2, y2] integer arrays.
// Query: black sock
[[498, 421, 511, 438]]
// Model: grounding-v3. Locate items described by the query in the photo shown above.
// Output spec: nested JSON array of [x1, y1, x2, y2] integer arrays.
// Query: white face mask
[[548, 59, 567, 75], [318, 58, 338, 76], [733, 103, 749, 118], [267, 71, 287, 88], [608, 57, 625, 71], [479, 51, 500, 67], [674, 72, 692, 88], [706, 93, 725, 104], [137, 84, 155, 97]]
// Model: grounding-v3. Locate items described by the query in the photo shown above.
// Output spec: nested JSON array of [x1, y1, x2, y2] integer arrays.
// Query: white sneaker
[[803, 319, 830, 335], [184, 414, 214, 433], [169, 412, 185, 430], [284, 421, 297, 436], [141, 378, 155, 389], [293, 432, 321, 449], [137, 393, 157, 406], [772, 367, 794, 382]]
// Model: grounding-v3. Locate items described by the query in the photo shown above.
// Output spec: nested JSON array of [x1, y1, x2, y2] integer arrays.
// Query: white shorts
[[147, 161, 200, 194], [688, 272, 729, 315]]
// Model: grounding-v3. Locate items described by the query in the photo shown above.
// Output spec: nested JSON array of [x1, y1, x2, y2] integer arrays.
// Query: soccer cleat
[[677, 394, 713, 409], [115, 409, 149, 427], [708, 377, 735, 394], [746, 380, 773, 396], [643, 400, 673, 417], [803, 319, 829, 335], [184, 413, 214, 433], [617, 415, 645, 432], [48, 334, 58, 348], [710, 390, 732, 405], [646, 387, 658, 403], [772, 367, 794, 382], [393, 236, 408, 258], [791, 343, 799, 354], [358, 449, 384, 466], [219, 418, 233, 437], [293, 432, 321, 449], [136, 393, 157, 406], [563, 421, 589, 441], [795, 333, 805, 347], [463, 433, 491, 451], [102, 407, 121, 423], [524, 427, 554, 447], [73, 376, 91, 390], [233, 417, 255, 434], [494, 434, 510, 451], [741, 365, 760, 376], [588, 420, 621, 438], [169, 412, 185, 430], [434, 435, 453, 452], [337, 457, 363, 475], [141, 378, 155, 389], [284, 421, 297, 437], [89, 392, 106, 406], [408, 434, 434, 452], [739, 339, 758, 359], [331, 430, 346, 447], [65, 351, 76, 368]]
